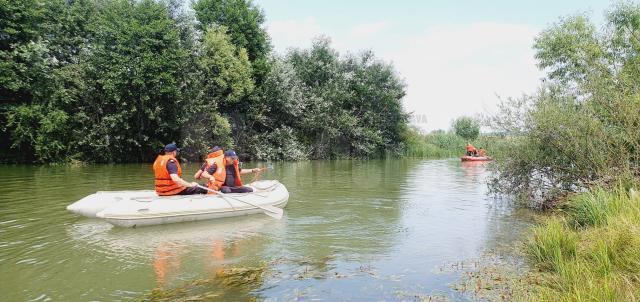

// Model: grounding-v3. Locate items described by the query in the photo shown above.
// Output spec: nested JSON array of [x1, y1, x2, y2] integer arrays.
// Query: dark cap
[[224, 150, 237, 158], [211, 146, 222, 153], [164, 143, 180, 152]]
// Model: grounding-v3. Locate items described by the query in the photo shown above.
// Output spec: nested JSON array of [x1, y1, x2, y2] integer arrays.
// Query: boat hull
[[99, 198, 288, 228], [67, 180, 289, 227], [460, 156, 492, 162]]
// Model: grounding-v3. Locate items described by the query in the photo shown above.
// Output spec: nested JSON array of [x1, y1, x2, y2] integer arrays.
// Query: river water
[[0, 159, 532, 301]]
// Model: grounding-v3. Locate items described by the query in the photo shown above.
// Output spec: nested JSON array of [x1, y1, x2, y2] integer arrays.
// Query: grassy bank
[[402, 129, 511, 159], [516, 185, 640, 301]]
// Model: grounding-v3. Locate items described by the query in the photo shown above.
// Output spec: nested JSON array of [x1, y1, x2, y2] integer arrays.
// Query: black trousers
[[220, 186, 253, 193], [178, 185, 208, 195]]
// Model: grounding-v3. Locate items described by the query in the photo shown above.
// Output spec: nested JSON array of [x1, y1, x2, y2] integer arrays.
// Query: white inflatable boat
[[66, 180, 288, 227]]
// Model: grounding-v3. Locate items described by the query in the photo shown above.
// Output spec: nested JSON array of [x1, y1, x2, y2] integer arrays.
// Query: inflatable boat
[[67, 180, 288, 227], [460, 155, 492, 162]]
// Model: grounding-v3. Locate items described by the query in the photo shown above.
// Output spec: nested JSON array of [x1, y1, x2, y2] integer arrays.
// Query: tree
[[192, 0, 270, 63], [452, 116, 480, 140], [180, 25, 254, 159], [490, 3, 640, 207]]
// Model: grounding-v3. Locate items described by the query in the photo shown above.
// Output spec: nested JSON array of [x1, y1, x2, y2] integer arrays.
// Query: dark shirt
[[225, 164, 236, 187], [166, 160, 179, 175]]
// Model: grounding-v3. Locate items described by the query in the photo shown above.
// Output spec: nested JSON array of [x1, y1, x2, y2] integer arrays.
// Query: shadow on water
[[0, 159, 533, 301]]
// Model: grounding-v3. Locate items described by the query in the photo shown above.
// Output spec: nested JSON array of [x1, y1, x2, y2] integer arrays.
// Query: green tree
[[76, 0, 189, 162], [490, 3, 640, 207], [180, 25, 254, 159], [452, 116, 480, 140], [192, 0, 270, 63]]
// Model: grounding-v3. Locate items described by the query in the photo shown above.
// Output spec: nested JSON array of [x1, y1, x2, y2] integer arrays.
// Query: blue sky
[[253, 0, 613, 130]]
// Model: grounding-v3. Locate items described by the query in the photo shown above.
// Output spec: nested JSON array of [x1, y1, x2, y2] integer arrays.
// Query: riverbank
[[469, 185, 640, 302], [517, 185, 640, 301]]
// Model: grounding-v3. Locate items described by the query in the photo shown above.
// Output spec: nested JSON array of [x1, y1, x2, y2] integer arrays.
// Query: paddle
[[197, 185, 284, 220]]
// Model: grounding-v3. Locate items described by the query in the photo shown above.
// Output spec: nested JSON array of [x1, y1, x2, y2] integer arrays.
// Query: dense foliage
[[488, 3, 640, 208], [0, 0, 408, 163], [452, 116, 480, 141]]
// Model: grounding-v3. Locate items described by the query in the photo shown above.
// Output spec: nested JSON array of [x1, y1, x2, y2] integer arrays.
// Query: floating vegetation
[[394, 290, 449, 302], [215, 266, 266, 288], [446, 252, 540, 302], [139, 264, 267, 302]]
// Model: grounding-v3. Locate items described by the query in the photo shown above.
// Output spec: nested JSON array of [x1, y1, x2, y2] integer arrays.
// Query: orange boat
[[460, 155, 492, 162]]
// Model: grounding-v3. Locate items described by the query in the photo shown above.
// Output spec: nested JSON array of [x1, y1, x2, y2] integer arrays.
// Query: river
[[0, 159, 533, 301]]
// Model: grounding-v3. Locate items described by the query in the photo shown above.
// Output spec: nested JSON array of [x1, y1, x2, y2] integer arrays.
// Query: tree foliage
[[452, 116, 480, 140], [0, 0, 408, 163], [490, 3, 640, 208]]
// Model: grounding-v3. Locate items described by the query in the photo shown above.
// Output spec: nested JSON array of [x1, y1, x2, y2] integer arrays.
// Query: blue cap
[[164, 143, 180, 152], [211, 146, 222, 152], [224, 150, 237, 158]]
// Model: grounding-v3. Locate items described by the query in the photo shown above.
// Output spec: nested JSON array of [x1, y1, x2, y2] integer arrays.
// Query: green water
[[0, 159, 532, 301]]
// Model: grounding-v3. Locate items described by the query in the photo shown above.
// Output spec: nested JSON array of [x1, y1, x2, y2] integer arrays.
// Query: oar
[[197, 185, 283, 220]]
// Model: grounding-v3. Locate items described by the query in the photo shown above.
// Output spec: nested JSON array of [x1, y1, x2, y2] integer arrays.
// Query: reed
[[519, 186, 640, 301]]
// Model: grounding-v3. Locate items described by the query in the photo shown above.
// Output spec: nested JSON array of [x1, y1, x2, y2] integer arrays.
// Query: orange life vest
[[204, 150, 243, 192], [153, 154, 185, 196]]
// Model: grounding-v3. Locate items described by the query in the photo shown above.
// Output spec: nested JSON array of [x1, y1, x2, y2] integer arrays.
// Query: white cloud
[[266, 19, 543, 131], [348, 21, 391, 38], [385, 22, 543, 130]]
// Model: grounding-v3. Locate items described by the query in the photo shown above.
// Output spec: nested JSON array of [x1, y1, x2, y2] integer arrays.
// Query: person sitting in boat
[[465, 143, 478, 156], [196, 148, 261, 194], [153, 143, 208, 196]]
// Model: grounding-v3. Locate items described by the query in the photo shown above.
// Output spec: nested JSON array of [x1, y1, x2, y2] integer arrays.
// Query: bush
[[489, 5, 640, 207], [452, 116, 480, 140]]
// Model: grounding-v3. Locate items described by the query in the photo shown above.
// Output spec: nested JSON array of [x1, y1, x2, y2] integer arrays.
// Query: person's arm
[[170, 173, 198, 187], [166, 160, 197, 187], [240, 168, 264, 175], [194, 163, 207, 179], [201, 163, 216, 180]]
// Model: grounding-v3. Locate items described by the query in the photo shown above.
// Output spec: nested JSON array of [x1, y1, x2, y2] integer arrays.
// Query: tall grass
[[519, 186, 640, 301], [402, 129, 509, 159]]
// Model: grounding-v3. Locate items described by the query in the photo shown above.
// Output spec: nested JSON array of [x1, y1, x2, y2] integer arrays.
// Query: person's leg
[[178, 185, 208, 195], [228, 186, 253, 193]]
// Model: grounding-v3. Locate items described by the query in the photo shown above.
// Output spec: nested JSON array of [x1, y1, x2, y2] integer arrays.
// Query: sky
[[253, 0, 612, 131]]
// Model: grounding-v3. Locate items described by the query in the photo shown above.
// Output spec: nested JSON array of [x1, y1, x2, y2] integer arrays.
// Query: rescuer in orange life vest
[[194, 146, 262, 194], [153, 143, 208, 195], [465, 142, 478, 157]]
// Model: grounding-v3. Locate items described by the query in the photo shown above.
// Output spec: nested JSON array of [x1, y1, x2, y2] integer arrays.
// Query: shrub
[[452, 116, 480, 140]]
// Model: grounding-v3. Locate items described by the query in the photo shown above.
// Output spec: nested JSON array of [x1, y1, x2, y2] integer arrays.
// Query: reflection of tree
[[268, 159, 418, 265]]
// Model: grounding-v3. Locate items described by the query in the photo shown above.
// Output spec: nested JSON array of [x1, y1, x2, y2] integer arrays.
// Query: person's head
[[207, 145, 224, 158], [224, 150, 238, 163], [164, 143, 180, 157]]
